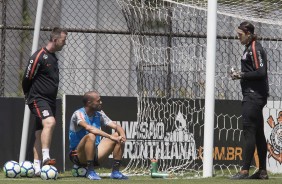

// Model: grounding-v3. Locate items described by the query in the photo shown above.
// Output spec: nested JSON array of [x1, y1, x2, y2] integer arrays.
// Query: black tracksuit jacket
[[240, 40, 269, 98], [22, 47, 59, 104]]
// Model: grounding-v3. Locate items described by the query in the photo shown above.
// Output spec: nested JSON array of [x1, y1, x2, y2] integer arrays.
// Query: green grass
[[1, 170, 282, 184]]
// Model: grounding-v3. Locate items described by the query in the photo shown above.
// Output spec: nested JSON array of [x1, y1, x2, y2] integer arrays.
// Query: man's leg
[[97, 134, 116, 162], [98, 132, 128, 179], [33, 130, 42, 175], [112, 134, 125, 172], [231, 99, 256, 179], [29, 99, 56, 166], [242, 124, 256, 170], [249, 101, 268, 179], [241, 100, 258, 172], [76, 134, 101, 180], [41, 116, 56, 165], [256, 113, 267, 171]]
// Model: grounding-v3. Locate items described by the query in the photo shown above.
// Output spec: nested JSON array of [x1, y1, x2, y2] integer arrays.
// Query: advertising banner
[[263, 101, 282, 173], [3, 96, 276, 172], [65, 96, 244, 170]]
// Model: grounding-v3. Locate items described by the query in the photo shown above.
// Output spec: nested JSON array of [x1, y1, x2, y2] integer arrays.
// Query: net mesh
[[117, 0, 282, 177]]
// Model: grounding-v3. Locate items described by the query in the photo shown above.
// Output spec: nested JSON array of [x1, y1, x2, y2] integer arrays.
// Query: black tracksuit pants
[[241, 93, 267, 171]]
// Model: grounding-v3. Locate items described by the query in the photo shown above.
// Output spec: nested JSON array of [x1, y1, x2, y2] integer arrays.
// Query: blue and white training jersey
[[69, 107, 112, 151]]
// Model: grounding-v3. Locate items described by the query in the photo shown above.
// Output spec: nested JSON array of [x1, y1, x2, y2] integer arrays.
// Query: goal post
[[19, 0, 44, 163], [203, 0, 217, 178]]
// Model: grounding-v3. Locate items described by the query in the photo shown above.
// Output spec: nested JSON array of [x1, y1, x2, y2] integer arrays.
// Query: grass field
[[1, 170, 282, 184]]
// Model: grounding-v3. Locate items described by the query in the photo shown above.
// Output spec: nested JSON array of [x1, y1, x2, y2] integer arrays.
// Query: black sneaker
[[249, 170, 269, 179], [230, 172, 249, 180]]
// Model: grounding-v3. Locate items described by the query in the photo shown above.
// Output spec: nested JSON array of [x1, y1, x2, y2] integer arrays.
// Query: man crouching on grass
[[68, 91, 128, 180]]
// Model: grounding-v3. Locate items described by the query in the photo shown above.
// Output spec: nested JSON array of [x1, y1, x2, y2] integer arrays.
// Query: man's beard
[[94, 106, 102, 111]]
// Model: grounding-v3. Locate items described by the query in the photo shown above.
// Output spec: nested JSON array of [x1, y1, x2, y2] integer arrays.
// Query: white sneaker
[[34, 169, 41, 177]]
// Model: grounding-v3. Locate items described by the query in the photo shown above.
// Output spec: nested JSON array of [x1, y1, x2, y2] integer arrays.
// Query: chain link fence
[[0, 0, 135, 98], [1, 0, 282, 101]]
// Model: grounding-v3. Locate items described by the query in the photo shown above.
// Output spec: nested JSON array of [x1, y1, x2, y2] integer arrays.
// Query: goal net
[[117, 0, 282, 177]]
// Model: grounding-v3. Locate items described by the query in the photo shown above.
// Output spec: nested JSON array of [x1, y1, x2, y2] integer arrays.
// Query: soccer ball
[[71, 164, 87, 177], [20, 161, 35, 177], [40, 165, 58, 180], [3, 160, 21, 178]]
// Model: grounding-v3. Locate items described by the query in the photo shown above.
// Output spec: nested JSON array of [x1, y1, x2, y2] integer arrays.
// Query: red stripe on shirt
[[29, 48, 45, 80], [33, 100, 42, 119], [78, 112, 85, 121], [252, 41, 259, 69]]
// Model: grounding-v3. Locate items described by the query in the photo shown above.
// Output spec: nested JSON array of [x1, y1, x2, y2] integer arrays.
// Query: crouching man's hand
[[109, 135, 126, 144]]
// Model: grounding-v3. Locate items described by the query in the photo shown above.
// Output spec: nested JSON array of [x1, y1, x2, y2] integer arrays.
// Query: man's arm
[[22, 49, 44, 95], [79, 120, 122, 142], [22, 59, 34, 95], [98, 111, 126, 143], [107, 121, 126, 143]]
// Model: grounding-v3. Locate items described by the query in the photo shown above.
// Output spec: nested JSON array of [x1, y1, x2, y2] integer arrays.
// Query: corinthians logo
[[267, 111, 282, 163]]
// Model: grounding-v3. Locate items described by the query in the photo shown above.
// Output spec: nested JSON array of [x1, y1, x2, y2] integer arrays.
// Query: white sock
[[34, 159, 41, 173], [42, 148, 50, 161]]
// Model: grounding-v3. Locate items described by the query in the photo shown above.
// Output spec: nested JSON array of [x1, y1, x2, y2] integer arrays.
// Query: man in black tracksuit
[[230, 21, 269, 180], [22, 27, 67, 175]]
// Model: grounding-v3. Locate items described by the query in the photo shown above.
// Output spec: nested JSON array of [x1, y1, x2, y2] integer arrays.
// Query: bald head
[[82, 91, 99, 106]]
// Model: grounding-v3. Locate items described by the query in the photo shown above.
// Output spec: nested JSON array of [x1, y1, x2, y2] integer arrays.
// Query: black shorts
[[28, 99, 56, 130], [69, 148, 99, 167]]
